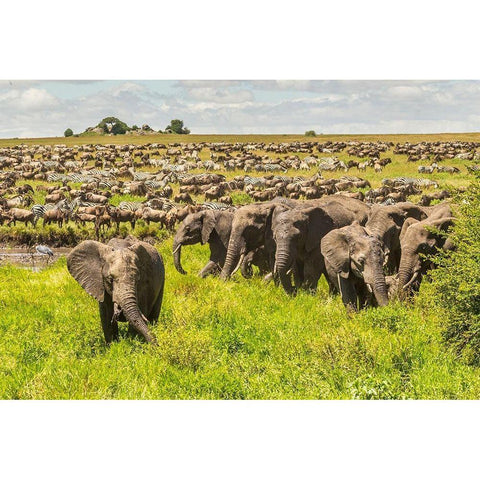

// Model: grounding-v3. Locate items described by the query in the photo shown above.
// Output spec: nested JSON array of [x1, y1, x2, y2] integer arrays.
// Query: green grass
[[2, 238, 480, 399], [1, 132, 479, 398]]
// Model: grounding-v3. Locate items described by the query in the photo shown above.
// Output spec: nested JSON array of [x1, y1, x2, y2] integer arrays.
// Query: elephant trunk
[[173, 241, 186, 275], [120, 294, 158, 345], [275, 241, 295, 294], [220, 237, 244, 280], [372, 273, 389, 307], [398, 248, 418, 292]]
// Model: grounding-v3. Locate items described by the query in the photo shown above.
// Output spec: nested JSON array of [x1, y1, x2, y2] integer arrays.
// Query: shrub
[[305, 130, 316, 137], [165, 119, 190, 134], [64, 128, 73, 137], [429, 173, 480, 363]]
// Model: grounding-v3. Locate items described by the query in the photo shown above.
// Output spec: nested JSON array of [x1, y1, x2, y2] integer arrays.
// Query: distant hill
[[80, 117, 157, 137]]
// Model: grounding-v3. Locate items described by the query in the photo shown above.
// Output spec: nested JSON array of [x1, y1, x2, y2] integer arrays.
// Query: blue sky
[[1, 80, 479, 138]]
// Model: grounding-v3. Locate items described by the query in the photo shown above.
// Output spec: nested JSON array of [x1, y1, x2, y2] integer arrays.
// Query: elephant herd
[[172, 196, 455, 316], [68, 194, 454, 345]]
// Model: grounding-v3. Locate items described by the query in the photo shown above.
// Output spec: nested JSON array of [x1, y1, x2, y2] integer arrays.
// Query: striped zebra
[[31, 204, 46, 223], [201, 202, 232, 211], [144, 180, 164, 190], [83, 169, 115, 177], [132, 171, 154, 181], [243, 176, 266, 187], [117, 201, 144, 211], [263, 163, 287, 173]]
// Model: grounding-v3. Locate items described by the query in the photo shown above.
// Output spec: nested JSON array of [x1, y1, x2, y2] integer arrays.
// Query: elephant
[[365, 202, 428, 273], [397, 206, 455, 294], [173, 209, 271, 278], [273, 196, 371, 294], [67, 237, 165, 345], [321, 222, 389, 311], [173, 209, 234, 277], [219, 199, 295, 280]]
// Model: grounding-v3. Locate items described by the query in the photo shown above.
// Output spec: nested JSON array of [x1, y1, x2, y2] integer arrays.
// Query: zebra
[[117, 201, 144, 211], [201, 202, 232, 211]]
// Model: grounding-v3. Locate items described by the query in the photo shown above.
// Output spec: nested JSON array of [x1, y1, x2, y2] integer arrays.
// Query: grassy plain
[[0, 132, 479, 399]]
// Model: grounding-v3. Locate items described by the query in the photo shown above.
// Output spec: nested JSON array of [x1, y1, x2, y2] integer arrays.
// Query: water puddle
[[0, 247, 72, 271]]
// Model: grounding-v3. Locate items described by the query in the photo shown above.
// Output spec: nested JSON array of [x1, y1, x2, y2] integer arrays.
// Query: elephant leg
[[303, 260, 321, 294], [293, 260, 304, 289], [199, 260, 220, 278], [99, 300, 118, 344], [148, 286, 164, 324], [357, 283, 371, 309], [338, 276, 358, 312]]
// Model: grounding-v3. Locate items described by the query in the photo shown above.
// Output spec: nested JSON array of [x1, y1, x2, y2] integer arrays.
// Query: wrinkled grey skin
[[397, 205, 455, 294], [273, 197, 371, 294], [173, 209, 233, 277], [365, 202, 428, 274], [219, 199, 296, 280], [173, 209, 271, 278], [67, 237, 165, 345], [321, 222, 389, 311]]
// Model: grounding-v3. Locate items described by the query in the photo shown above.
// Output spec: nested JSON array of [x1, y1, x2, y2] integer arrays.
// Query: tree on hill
[[165, 119, 190, 134], [64, 128, 73, 137], [96, 117, 131, 135]]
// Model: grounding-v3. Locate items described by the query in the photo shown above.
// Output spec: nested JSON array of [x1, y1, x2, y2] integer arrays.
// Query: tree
[[97, 117, 131, 135], [305, 130, 316, 137], [165, 119, 190, 134], [64, 128, 73, 137]]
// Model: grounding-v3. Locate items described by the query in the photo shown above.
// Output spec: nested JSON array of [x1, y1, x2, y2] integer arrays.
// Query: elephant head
[[398, 216, 455, 293], [321, 222, 389, 310], [67, 239, 163, 344], [220, 202, 286, 280], [273, 205, 335, 294], [173, 210, 219, 275]]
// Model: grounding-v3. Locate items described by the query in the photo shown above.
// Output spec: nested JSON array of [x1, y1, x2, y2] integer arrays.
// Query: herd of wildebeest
[[1, 139, 479, 344]]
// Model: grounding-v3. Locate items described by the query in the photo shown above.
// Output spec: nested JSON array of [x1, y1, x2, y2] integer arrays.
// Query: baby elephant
[[321, 222, 389, 311], [67, 237, 165, 345]]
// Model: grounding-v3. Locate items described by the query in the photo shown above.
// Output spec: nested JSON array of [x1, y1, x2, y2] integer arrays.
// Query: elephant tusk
[[172, 244, 182, 255], [232, 253, 245, 275], [337, 273, 344, 299], [366, 284, 373, 293], [403, 271, 419, 290], [286, 268, 293, 276]]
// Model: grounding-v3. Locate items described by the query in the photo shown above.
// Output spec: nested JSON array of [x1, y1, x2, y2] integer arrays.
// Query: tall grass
[[2, 238, 480, 399]]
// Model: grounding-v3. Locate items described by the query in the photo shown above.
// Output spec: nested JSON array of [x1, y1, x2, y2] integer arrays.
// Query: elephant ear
[[201, 210, 216, 245], [305, 207, 334, 252], [400, 217, 419, 244], [128, 242, 159, 277], [67, 240, 112, 302], [425, 217, 455, 246], [321, 229, 350, 279]]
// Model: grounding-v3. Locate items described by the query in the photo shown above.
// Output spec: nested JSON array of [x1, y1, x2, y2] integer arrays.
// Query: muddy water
[[0, 247, 72, 271]]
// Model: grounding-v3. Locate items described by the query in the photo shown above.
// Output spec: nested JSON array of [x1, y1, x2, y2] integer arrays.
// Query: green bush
[[165, 119, 190, 134], [429, 173, 480, 363], [64, 128, 73, 137], [305, 130, 317, 137]]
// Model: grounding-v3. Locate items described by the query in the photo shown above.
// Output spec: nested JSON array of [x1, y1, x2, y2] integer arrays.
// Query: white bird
[[35, 245, 54, 257]]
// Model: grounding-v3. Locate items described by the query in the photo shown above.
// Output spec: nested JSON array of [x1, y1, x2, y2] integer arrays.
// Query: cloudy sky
[[1, 80, 480, 138]]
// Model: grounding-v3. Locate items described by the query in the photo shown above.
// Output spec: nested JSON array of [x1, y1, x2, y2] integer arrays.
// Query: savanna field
[[1, 132, 480, 399]]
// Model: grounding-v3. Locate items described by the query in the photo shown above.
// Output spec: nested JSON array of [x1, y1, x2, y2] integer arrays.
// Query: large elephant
[[321, 222, 389, 311], [397, 206, 455, 294], [173, 209, 234, 277], [67, 237, 165, 345], [365, 202, 428, 273], [173, 209, 271, 278], [219, 200, 294, 280], [273, 197, 371, 294]]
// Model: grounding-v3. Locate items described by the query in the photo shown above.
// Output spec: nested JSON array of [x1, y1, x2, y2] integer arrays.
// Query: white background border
[[1, 0, 480, 478]]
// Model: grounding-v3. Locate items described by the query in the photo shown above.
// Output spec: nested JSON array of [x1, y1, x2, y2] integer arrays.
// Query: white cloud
[[1, 80, 480, 137]]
